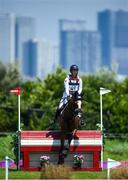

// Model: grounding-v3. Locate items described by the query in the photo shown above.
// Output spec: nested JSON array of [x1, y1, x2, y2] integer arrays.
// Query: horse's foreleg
[[73, 129, 77, 137], [58, 132, 66, 164], [73, 116, 79, 138], [66, 133, 73, 151], [60, 133, 65, 151]]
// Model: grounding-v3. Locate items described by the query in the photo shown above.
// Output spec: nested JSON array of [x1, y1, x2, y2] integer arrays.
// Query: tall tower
[[0, 13, 15, 64], [98, 10, 128, 75], [59, 19, 101, 73], [15, 16, 35, 73], [23, 39, 55, 79], [59, 19, 86, 72]]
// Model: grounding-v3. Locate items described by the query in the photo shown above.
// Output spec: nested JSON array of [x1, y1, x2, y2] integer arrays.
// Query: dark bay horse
[[58, 92, 82, 164]]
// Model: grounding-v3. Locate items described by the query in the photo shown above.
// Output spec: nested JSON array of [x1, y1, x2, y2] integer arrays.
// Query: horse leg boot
[[77, 100, 84, 126]]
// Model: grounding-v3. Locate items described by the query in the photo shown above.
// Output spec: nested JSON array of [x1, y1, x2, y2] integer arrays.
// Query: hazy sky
[[0, 0, 128, 44]]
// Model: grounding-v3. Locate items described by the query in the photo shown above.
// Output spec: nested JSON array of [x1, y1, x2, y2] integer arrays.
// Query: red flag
[[9, 87, 21, 95]]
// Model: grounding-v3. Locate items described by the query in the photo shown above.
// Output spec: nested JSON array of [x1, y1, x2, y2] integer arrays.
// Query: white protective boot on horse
[[76, 100, 84, 126]]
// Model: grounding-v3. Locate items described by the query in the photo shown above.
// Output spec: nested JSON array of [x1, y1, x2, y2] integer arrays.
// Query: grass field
[[0, 168, 107, 179], [0, 135, 128, 179]]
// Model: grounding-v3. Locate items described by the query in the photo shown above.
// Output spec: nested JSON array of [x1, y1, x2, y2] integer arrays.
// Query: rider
[[55, 64, 84, 126]]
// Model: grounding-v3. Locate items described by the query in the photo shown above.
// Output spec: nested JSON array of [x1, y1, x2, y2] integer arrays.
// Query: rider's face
[[71, 70, 78, 77]]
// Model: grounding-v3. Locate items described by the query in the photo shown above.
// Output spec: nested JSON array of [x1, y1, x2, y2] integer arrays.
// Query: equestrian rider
[[55, 64, 84, 125]]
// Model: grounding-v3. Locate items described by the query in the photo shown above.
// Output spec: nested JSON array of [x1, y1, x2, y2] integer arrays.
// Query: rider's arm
[[64, 77, 70, 96], [78, 78, 82, 94]]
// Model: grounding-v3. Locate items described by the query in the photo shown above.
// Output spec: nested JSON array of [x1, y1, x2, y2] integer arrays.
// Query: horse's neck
[[66, 101, 78, 114], [68, 101, 75, 110]]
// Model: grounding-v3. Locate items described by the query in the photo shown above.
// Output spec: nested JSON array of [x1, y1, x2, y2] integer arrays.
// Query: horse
[[57, 92, 82, 164]]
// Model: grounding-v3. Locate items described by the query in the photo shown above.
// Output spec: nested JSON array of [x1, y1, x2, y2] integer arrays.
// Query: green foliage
[[11, 131, 20, 165], [0, 62, 21, 92], [0, 64, 128, 134], [104, 139, 128, 160], [0, 135, 14, 160]]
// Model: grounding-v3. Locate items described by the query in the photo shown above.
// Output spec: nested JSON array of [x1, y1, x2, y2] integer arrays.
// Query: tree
[[0, 66, 128, 134]]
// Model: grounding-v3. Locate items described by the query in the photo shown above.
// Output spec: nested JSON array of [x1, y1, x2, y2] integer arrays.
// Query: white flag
[[100, 87, 111, 95], [107, 158, 121, 169]]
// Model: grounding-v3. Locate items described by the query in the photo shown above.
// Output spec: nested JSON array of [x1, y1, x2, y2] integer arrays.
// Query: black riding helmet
[[70, 64, 79, 73]]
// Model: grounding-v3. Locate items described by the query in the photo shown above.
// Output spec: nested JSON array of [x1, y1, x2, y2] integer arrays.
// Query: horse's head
[[66, 91, 82, 118]]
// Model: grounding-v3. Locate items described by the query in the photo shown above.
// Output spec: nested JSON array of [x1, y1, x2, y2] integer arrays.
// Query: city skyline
[[0, 0, 128, 44], [0, 13, 56, 79], [59, 19, 101, 73]]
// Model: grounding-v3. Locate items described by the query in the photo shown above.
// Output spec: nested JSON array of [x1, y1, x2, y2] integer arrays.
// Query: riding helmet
[[70, 64, 79, 72]]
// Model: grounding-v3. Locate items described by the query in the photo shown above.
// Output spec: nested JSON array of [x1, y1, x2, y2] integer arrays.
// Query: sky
[[0, 0, 128, 44]]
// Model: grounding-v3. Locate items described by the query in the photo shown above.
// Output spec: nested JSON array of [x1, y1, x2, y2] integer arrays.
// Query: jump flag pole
[[9, 87, 22, 170], [100, 87, 111, 170]]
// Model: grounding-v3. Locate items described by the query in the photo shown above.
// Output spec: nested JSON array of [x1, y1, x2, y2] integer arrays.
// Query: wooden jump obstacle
[[20, 130, 102, 171]]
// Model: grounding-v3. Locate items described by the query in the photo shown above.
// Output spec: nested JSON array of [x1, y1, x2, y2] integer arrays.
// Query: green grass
[[73, 171, 106, 179], [0, 169, 40, 179], [0, 135, 128, 179], [104, 138, 128, 160], [0, 168, 106, 179]]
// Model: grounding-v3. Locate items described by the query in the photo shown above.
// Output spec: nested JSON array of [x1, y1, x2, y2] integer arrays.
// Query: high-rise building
[[23, 39, 55, 79], [59, 19, 101, 73], [98, 10, 128, 75], [86, 31, 101, 73], [23, 40, 37, 77], [15, 16, 35, 72], [0, 13, 15, 64]]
